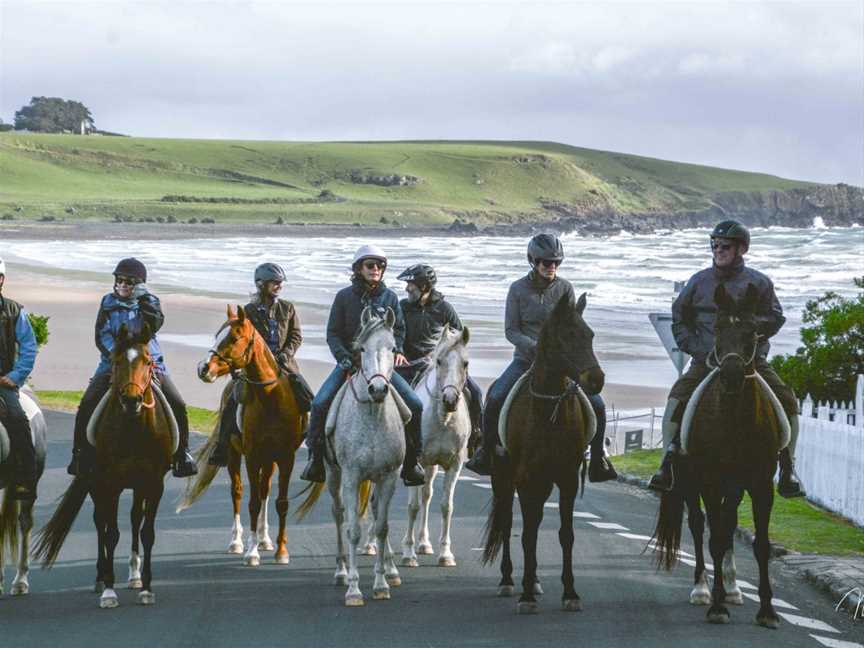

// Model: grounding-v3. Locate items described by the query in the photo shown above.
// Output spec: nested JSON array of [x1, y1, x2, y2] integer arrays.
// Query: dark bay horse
[[482, 292, 605, 614], [181, 304, 305, 566], [654, 283, 784, 629], [34, 323, 173, 608]]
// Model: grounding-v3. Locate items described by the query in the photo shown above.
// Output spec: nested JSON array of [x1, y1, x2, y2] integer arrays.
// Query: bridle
[[348, 365, 391, 403], [208, 324, 278, 387], [422, 363, 465, 403], [118, 365, 156, 410], [706, 333, 761, 379]]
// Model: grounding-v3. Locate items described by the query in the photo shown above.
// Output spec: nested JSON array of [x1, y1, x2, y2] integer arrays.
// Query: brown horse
[[34, 323, 173, 608], [654, 283, 784, 629], [482, 292, 605, 614], [180, 304, 305, 566]]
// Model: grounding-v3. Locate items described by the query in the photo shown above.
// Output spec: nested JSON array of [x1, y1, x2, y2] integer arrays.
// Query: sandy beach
[[4, 263, 667, 414]]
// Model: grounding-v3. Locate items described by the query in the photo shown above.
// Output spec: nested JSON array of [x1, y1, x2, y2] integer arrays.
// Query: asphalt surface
[[1, 410, 861, 648]]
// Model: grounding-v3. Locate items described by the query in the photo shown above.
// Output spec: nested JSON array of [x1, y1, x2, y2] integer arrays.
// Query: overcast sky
[[1, 0, 862, 184]]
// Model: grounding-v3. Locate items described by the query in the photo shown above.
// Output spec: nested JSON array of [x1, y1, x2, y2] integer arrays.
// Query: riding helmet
[[352, 244, 387, 270], [397, 264, 437, 291], [113, 257, 147, 283], [527, 233, 565, 266], [254, 262, 286, 284], [711, 220, 750, 251]]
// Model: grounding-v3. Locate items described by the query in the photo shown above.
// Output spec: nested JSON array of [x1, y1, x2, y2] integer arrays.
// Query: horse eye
[[360, 346, 366, 353], [437, 358, 442, 365], [463, 361, 469, 368]]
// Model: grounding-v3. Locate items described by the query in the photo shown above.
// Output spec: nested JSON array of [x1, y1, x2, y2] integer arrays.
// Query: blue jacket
[[326, 278, 406, 366], [94, 291, 167, 376], [0, 296, 38, 386]]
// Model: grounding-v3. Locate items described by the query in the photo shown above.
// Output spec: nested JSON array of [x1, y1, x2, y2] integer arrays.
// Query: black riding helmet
[[113, 258, 147, 284], [527, 233, 564, 266], [711, 220, 751, 252], [254, 262, 286, 285], [397, 264, 437, 292]]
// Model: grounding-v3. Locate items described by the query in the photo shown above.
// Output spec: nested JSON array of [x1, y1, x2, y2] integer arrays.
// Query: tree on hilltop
[[14, 97, 95, 133]]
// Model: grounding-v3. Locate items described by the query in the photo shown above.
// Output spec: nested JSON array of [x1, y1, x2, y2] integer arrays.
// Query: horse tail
[[176, 422, 223, 513], [652, 487, 685, 571], [482, 456, 515, 566], [295, 482, 325, 521], [32, 476, 90, 568], [358, 480, 372, 519], [0, 487, 19, 563]]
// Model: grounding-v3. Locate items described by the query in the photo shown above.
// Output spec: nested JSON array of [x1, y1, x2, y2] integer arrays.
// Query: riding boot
[[67, 412, 95, 476], [648, 398, 683, 492], [171, 420, 198, 478], [300, 441, 326, 483], [777, 450, 805, 498], [8, 423, 37, 501], [208, 396, 237, 467], [400, 422, 425, 487], [587, 396, 617, 482]]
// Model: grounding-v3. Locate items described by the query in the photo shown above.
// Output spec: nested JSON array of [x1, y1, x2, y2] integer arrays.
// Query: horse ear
[[118, 323, 129, 346], [227, 304, 236, 320], [237, 305, 246, 322], [574, 292, 587, 315], [140, 322, 152, 343], [742, 283, 759, 312], [384, 307, 396, 330], [440, 323, 450, 340], [714, 284, 733, 312], [361, 306, 372, 327], [461, 326, 470, 346]]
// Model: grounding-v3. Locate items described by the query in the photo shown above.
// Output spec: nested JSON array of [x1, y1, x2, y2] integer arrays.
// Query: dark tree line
[[13, 97, 95, 133]]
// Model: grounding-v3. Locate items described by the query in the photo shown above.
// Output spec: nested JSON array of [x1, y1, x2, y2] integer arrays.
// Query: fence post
[[801, 394, 814, 418], [649, 407, 656, 449], [817, 402, 830, 420], [857, 374, 864, 428]]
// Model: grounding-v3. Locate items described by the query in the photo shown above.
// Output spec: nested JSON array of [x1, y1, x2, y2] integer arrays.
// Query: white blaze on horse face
[[126, 348, 139, 364]]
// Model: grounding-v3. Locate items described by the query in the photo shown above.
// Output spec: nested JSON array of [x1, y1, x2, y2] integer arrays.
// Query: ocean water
[[6, 226, 862, 387]]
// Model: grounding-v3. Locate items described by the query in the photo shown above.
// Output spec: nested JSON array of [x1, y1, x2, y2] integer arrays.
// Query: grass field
[[616, 449, 864, 556], [0, 133, 817, 225]]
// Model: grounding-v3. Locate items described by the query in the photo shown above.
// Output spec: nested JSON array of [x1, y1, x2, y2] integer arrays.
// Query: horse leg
[[98, 490, 121, 609], [93, 501, 106, 594], [438, 464, 458, 567], [686, 498, 711, 606], [360, 488, 377, 556], [0, 499, 4, 596], [228, 455, 244, 554], [256, 463, 275, 551], [327, 466, 348, 586], [400, 483, 420, 567], [10, 500, 33, 596], [559, 483, 581, 611], [723, 549, 743, 605], [497, 488, 516, 598], [138, 483, 163, 606], [750, 480, 779, 629], [703, 487, 729, 624], [372, 474, 400, 599], [416, 465, 436, 556], [344, 475, 364, 606], [517, 486, 551, 614], [127, 491, 144, 589], [274, 459, 292, 565], [243, 460, 262, 566]]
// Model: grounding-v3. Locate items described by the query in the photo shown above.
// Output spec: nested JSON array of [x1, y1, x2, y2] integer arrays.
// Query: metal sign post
[[649, 281, 691, 377]]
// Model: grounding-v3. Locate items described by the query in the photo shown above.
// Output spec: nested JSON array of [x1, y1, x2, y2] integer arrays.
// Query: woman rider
[[207, 262, 312, 466], [465, 234, 617, 482], [66, 258, 198, 478], [300, 244, 426, 487]]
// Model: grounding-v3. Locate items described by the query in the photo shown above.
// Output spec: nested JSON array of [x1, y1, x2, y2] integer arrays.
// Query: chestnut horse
[[180, 305, 305, 566], [34, 323, 173, 608], [482, 292, 605, 614]]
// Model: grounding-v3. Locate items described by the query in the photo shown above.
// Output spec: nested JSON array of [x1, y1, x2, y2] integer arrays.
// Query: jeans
[[0, 385, 35, 480]]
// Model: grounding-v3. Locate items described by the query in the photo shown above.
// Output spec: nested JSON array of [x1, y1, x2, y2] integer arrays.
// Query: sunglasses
[[538, 258, 561, 268], [362, 260, 386, 270], [711, 242, 734, 252], [114, 276, 138, 286]]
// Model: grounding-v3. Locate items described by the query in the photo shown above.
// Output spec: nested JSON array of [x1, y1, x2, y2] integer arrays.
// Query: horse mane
[[352, 316, 391, 352], [430, 327, 464, 363]]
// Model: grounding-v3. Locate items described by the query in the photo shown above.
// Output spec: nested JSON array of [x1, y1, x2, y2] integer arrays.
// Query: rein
[[527, 370, 581, 424], [118, 368, 156, 410], [706, 338, 759, 379], [209, 331, 279, 387], [423, 367, 463, 402]]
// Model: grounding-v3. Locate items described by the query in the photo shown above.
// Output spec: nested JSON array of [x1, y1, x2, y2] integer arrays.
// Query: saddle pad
[[498, 372, 597, 450], [680, 369, 790, 455], [0, 389, 43, 462], [87, 385, 179, 453], [324, 377, 413, 440]]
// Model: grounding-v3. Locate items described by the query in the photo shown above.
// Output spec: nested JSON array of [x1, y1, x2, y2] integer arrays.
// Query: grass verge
[[615, 448, 864, 556]]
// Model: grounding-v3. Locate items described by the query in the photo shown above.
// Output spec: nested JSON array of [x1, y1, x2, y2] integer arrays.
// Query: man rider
[[648, 220, 804, 498], [0, 257, 39, 500], [300, 245, 426, 486], [208, 262, 312, 466], [395, 264, 483, 442], [67, 258, 198, 478], [465, 234, 618, 482]]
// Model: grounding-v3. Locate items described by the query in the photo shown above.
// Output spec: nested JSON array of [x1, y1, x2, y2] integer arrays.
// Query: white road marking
[[616, 532, 652, 541], [472, 483, 492, 489], [810, 635, 864, 648], [735, 578, 756, 590], [741, 592, 798, 610], [457, 475, 479, 481], [470, 547, 484, 551], [573, 511, 600, 519], [776, 612, 839, 633], [587, 522, 629, 530]]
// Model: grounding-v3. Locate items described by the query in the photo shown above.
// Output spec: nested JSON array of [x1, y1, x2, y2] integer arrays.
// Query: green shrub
[[27, 313, 49, 348]]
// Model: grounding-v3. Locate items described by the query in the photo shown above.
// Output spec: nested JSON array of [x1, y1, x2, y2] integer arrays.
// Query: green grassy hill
[[0, 133, 818, 225]]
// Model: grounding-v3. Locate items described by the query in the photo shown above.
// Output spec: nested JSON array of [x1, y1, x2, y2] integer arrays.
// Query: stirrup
[[172, 451, 199, 478], [300, 455, 326, 483]]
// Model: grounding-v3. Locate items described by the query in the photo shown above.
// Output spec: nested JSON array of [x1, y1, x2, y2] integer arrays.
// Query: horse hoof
[[361, 544, 377, 556], [561, 598, 582, 612], [334, 574, 349, 586], [517, 601, 539, 615], [94, 581, 105, 594], [386, 575, 401, 587], [227, 542, 244, 555], [417, 544, 434, 556], [707, 607, 730, 624], [128, 579, 143, 590], [11, 582, 29, 596], [138, 590, 156, 606], [100, 591, 119, 609], [756, 614, 780, 630], [258, 541, 275, 552], [245, 555, 260, 567], [274, 553, 290, 565], [497, 585, 516, 597], [401, 557, 419, 568], [373, 588, 391, 600], [345, 594, 365, 607], [690, 592, 712, 606], [532, 582, 544, 596], [725, 591, 744, 606], [438, 556, 456, 568]]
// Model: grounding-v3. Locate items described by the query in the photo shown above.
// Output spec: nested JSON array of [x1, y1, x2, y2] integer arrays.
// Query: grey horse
[[0, 385, 47, 597]]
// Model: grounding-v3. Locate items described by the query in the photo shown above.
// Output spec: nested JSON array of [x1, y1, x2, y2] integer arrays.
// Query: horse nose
[[580, 367, 605, 396], [368, 379, 389, 402], [197, 360, 212, 382], [121, 394, 142, 414], [442, 387, 460, 412]]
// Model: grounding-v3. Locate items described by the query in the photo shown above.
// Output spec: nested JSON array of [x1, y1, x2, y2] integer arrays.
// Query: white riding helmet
[[352, 244, 387, 268], [0, 257, 5, 276]]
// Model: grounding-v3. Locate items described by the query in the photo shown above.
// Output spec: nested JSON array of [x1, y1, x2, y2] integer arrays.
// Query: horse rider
[[648, 220, 804, 498], [66, 258, 198, 478], [465, 234, 618, 482], [0, 257, 39, 500], [395, 263, 484, 443], [300, 244, 426, 487], [208, 262, 313, 466]]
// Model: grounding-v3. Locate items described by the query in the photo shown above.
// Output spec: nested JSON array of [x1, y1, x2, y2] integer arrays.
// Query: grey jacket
[[505, 272, 575, 362], [672, 260, 785, 363]]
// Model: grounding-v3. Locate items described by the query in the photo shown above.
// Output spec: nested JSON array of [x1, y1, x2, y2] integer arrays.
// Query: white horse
[[401, 325, 471, 568], [0, 386, 48, 597], [297, 307, 406, 606]]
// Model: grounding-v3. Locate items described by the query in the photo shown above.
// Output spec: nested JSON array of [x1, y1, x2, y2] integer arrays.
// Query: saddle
[[497, 370, 597, 451], [0, 388, 41, 465], [679, 368, 791, 455], [232, 371, 314, 435], [86, 384, 179, 454]]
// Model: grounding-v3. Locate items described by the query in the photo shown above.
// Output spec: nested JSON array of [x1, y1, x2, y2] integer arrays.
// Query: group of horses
[[0, 284, 785, 629]]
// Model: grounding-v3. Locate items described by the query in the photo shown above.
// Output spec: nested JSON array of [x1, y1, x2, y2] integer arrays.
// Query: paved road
[[2, 411, 862, 648]]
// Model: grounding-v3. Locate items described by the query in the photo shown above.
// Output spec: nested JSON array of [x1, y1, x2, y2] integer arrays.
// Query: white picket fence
[[794, 374, 864, 526]]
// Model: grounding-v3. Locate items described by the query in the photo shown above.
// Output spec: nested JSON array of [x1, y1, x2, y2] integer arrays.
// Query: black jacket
[[400, 290, 463, 361]]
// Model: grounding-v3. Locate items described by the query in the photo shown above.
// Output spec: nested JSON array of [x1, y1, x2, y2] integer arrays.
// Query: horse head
[[538, 292, 605, 395], [354, 306, 396, 403], [712, 283, 760, 394], [113, 322, 155, 416], [432, 324, 470, 413], [198, 304, 257, 383]]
